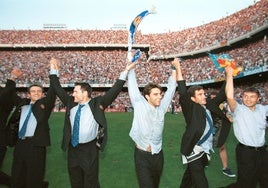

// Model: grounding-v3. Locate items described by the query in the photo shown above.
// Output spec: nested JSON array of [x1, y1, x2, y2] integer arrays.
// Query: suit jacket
[[177, 80, 231, 156], [6, 80, 56, 147], [0, 80, 16, 146], [49, 75, 126, 152]]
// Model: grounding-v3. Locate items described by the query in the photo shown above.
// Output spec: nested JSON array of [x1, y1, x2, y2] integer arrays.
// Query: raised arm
[[49, 58, 70, 105], [160, 59, 178, 111], [172, 58, 183, 81], [9, 67, 23, 105], [127, 57, 144, 107], [100, 61, 136, 108], [43, 64, 56, 113], [225, 66, 237, 112]]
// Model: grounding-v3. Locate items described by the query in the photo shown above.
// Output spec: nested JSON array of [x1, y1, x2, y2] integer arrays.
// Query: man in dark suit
[[6, 66, 56, 188], [49, 58, 135, 188], [175, 59, 231, 188], [0, 69, 22, 186]]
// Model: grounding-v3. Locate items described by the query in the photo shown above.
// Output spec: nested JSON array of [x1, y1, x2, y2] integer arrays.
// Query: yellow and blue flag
[[127, 7, 155, 61], [128, 10, 150, 45]]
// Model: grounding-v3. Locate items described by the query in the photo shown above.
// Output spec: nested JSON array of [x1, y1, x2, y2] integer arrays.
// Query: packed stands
[[0, 0, 267, 111]]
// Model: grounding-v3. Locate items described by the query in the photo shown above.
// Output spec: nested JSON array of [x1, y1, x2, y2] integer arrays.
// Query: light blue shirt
[[19, 104, 37, 137], [127, 69, 176, 154], [70, 102, 99, 143], [233, 103, 268, 147], [51, 68, 128, 143]]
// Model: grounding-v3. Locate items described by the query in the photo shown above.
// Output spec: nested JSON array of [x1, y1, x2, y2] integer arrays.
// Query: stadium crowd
[[0, 0, 267, 55], [0, 39, 266, 85], [0, 0, 267, 112]]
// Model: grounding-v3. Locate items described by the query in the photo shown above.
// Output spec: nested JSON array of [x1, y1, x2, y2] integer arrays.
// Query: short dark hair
[[74, 82, 92, 98], [242, 87, 260, 97], [208, 91, 218, 99], [187, 85, 203, 97], [28, 84, 44, 93], [142, 83, 163, 98]]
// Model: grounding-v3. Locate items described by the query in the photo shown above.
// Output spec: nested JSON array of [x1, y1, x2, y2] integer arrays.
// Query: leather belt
[[239, 143, 266, 151], [136, 145, 152, 154], [20, 137, 33, 140]]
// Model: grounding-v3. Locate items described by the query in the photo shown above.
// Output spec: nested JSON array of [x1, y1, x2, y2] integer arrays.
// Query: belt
[[77, 139, 97, 146], [20, 136, 34, 140], [239, 143, 266, 151], [136, 145, 152, 155]]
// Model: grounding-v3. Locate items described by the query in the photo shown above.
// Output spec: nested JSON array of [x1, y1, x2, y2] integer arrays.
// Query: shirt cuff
[[119, 70, 128, 81], [50, 69, 59, 77]]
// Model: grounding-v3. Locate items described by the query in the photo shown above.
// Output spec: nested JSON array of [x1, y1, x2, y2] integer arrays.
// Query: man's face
[[28, 86, 44, 102], [145, 88, 163, 107], [72, 85, 87, 103], [191, 89, 207, 105], [242, 92, 259, 108]]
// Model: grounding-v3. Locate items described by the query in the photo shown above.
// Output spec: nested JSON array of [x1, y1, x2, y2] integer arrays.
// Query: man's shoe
[[222, 168, 236, 178]]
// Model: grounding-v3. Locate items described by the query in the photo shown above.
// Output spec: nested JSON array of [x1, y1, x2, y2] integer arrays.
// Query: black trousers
[[11, 138, 46, 188], [134, 147, 164, 188], [227, 143, 268, 188], [0, 146, 11, 186], [180, 154, 209, 188], [68, 139, 99, 188]]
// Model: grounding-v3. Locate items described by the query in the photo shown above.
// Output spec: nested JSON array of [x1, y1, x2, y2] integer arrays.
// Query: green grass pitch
[[1, 112, 240, 188]]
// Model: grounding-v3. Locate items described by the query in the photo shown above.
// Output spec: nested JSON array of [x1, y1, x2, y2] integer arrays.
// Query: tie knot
[[78, 104, 85, 110], [28, 104, 33, 111]]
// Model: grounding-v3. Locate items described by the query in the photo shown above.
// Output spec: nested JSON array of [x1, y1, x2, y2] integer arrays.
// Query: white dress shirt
[[127, 69, 176, 154]]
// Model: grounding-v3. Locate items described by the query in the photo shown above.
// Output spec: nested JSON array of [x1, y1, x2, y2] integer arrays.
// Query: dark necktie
[[205, 111, 215, 135], [18, 104, 32, 139], [71, 104, 85, 147], [198, 110, 215, 145]]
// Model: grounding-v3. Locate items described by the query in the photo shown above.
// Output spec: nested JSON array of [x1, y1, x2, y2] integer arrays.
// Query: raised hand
[[50, 58, 59, 70], [11, 67, 23, 80], [125, 61, 136, 72], [225, 65, 234, 78], [172, 58, 181, 69]]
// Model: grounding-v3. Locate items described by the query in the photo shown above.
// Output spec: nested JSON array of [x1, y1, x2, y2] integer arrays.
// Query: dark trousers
[[134, 147, 164, 188], [180, 154, 209, 188], [11, 138, 46, 188], [68, 139, 99, 188], [227, 143, 268, 188], [0, 146, 11, 186]]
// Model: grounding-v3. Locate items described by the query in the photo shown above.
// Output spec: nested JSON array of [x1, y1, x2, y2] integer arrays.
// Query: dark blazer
[[177, 80, 231, 156], [0, 80, 16, 146], [6, 80, 56, 147], [49, 75, 126, 151]]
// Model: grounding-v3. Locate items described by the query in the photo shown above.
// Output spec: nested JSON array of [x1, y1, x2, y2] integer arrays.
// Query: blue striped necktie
[[71, 104, 85, 147], [18, 104, 33, 139], [198, 110, 215, 145], [206, 110, 215, 135]]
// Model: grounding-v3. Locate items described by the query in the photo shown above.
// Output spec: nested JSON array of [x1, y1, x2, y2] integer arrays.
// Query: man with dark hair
[[176, 60, 231, 188], [49, 58, 135, 188], [127, 57, 179, 188], [6, 66, 55, 188], [225, 67, 268, 188]]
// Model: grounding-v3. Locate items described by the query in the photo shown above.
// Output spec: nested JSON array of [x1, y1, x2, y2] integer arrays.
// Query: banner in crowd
[[208, 53, 243, 77]]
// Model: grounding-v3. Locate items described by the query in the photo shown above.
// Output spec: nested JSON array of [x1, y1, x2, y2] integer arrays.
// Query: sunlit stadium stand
[[0, 0, 267, 111]]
